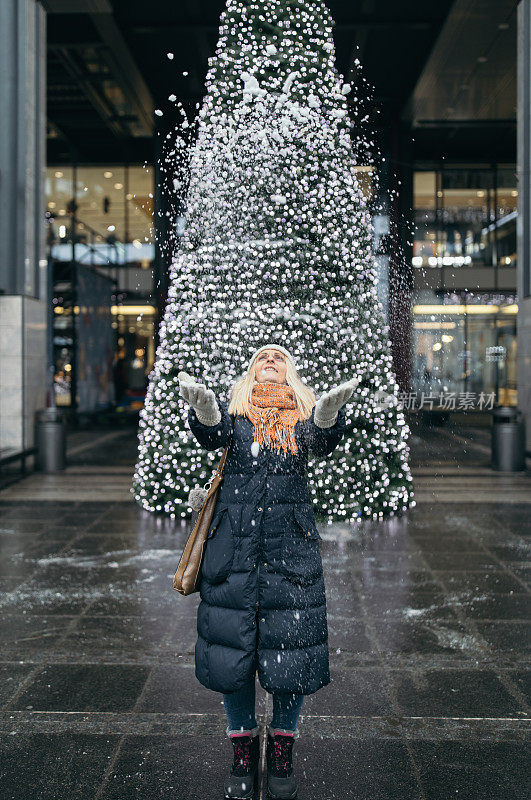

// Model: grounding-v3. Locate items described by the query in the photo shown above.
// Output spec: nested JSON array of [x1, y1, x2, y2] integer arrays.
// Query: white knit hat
[[247, 343, 298, 372]]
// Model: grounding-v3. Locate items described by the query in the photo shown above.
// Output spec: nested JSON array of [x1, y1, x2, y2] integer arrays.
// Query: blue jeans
[[223, 677, 304, 738]]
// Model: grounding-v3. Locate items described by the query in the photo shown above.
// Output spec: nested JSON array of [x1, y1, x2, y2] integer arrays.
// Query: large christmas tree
[[133, 0, 415, 520]]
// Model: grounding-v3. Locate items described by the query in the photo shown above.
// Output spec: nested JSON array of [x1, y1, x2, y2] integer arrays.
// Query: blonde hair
[[228, 350, 316, 421]]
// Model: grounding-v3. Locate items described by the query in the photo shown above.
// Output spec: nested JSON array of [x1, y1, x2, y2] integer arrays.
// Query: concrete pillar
[[0, 0, 47, 456], [517, 0, 531, 452]]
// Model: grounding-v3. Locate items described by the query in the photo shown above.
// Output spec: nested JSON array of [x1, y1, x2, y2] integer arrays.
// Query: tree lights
[[133, 0, 415, 521]]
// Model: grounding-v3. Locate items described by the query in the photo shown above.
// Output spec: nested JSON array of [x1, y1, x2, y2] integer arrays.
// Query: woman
[[178, 344, 357, 800]]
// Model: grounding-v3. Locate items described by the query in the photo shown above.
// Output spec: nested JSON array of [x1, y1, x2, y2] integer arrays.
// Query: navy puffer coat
[[188, 397, 346, 695]]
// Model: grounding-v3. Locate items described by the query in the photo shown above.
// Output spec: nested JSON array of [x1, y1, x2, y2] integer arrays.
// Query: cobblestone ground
[[0, 416, 529, 799]]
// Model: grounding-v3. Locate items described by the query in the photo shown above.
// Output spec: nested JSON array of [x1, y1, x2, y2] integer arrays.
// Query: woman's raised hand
[[314, 377, 359, 429], [178, 371, 221, 427], [178, 371, 210, 407]]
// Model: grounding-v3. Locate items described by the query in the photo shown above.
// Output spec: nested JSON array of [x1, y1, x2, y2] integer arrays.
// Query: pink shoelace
[[230, 734, 253, 773], [270, 733, 294, 777]]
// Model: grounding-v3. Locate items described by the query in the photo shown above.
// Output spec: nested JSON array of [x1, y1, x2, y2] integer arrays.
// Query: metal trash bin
[[491, 406, 526, 472], [35, 408, 66, 473]]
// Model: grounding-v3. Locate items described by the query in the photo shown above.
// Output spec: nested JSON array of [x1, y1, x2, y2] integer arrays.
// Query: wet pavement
[[0, 417, 529, 799]]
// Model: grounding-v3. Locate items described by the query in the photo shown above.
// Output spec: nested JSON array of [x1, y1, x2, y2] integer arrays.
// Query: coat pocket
[[280, 504, 322, 585], [293, 504, 321, 541], [201, 505, 235, 584]]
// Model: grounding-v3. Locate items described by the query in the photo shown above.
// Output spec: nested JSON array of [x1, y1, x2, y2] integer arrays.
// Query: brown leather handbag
[[172, 440, 231, 596]]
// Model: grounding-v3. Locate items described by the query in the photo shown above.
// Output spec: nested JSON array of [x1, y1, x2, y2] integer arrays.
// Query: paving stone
[[11, 664, 150, 712], [0, 663, 36, 708], [136, 664, 248, 714], [371, 619, 484, 655], [0, 614, 75, 659], [475, 622, 531, 654], [458, 594, 531, 621], [0, 733, 119, 800], [437, 571, 525, 595], [410, 740, 531, 800], [301, 667, 394, 717], [388, 668, 526, 717]]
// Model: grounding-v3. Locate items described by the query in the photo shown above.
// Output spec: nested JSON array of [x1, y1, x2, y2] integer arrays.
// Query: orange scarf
[[246, 382, 300, 455]]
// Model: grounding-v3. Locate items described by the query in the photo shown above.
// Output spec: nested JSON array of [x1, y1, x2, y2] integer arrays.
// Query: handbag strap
[[215, 432, 233, 478]]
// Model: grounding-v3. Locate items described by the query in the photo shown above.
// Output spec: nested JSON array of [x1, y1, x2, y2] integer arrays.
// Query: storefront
[[412, 165, 518, 406], [412, 291, 517, 407], [413, 166, 517, 271], [46, 165, 156, 410]]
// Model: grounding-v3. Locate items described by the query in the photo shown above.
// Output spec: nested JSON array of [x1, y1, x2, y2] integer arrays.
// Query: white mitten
[[314, 377, 359, 428], [178, 371, 221, 426]]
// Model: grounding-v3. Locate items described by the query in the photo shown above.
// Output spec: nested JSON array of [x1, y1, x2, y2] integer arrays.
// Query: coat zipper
[[256, 540, 261, 610], [256, 510, 262, 611]]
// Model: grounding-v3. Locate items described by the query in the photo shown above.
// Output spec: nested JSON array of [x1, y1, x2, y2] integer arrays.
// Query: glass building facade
[[46, 165, 156, 410], [412, 165, 518, 407], [413, 166, 517, 271]]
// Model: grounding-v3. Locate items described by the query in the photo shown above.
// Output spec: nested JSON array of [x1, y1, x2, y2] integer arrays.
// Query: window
[[413, 165, 517, 271], [412, 291, 518, 405], [46, 165, 154, 265]]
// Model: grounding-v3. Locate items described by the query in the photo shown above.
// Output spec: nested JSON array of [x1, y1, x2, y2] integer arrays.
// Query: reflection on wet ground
[[0, 420, 529, 799]]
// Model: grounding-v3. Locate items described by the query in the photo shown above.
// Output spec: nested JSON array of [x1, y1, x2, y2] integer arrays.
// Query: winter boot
[[265, 729, 298, 799], [223, 730, 260, 799]]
